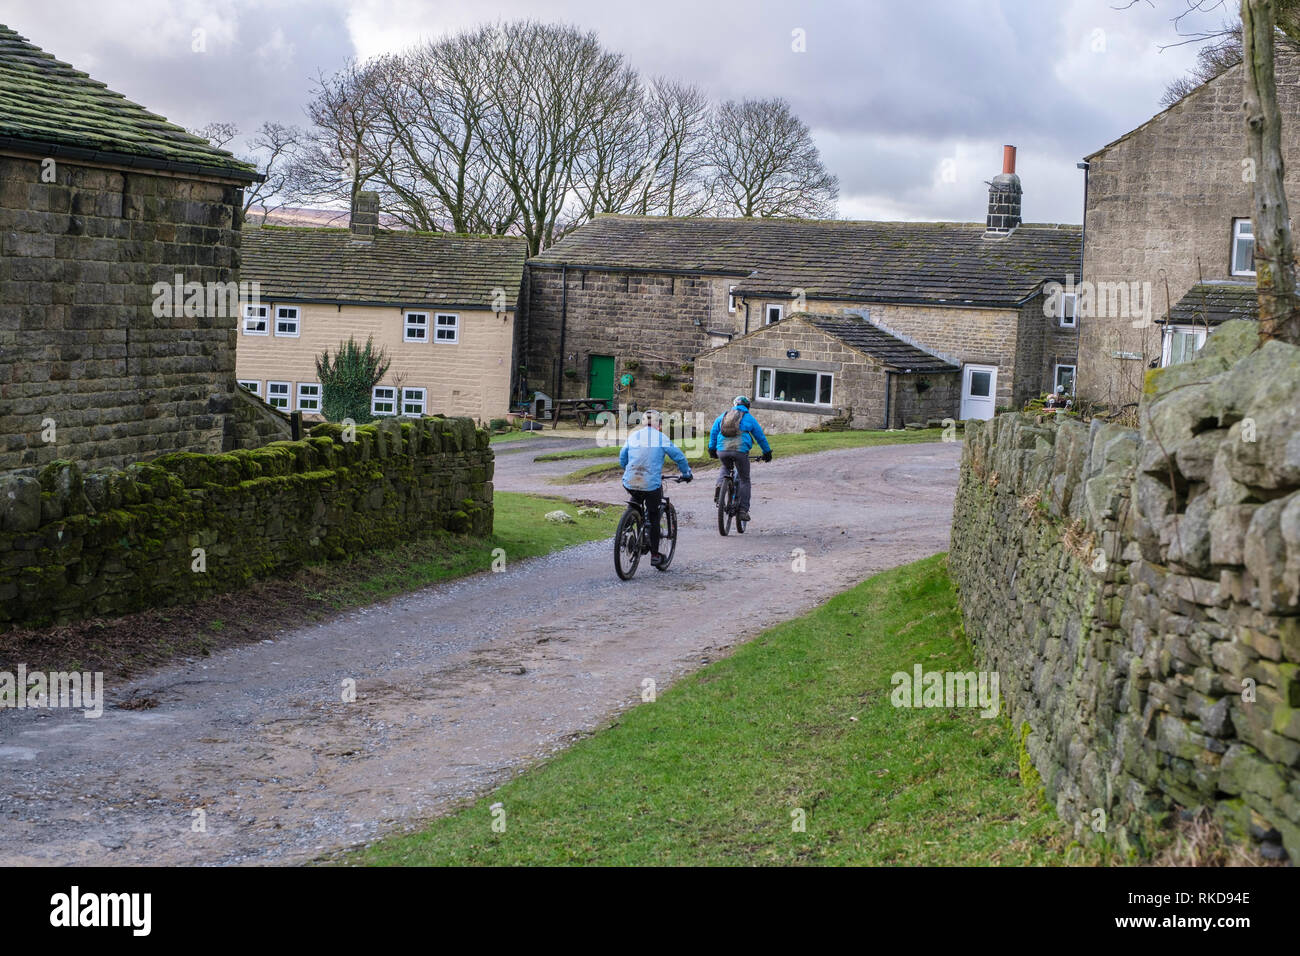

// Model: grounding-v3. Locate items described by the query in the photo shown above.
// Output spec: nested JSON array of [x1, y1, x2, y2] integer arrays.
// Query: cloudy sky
[[5, 0, 1234, 223]]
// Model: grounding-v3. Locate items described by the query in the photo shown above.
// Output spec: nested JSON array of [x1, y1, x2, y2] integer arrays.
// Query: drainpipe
[[743, 298, 750, 336], [556, 264, 568, 402], [1075, 160, 1089, 394], [883, 370, 895, 429]]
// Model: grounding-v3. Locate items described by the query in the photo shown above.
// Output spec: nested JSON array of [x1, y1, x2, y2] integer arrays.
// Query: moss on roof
[[0, 23, 258, 181]]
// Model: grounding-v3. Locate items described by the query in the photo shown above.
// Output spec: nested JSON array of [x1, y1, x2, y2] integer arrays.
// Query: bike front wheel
[[614, 508, 643, 580], [656, 500, 678, 571]]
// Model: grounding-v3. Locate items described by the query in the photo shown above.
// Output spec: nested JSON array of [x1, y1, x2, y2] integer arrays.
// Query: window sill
[[752, 399, 841, 416]]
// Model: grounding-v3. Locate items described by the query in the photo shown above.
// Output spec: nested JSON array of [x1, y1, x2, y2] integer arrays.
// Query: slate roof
[[702, 312, 958, 373], [800, 314, 959, 372], [241, 227, 528, 309], [0, 23, 258, 181], [531, 215, 1081, 308], [1166, 281, 1258, 326]]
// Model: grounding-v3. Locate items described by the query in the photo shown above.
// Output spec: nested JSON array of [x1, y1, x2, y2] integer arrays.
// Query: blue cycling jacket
[[620, 426, 692, 491], [709, 406, 772, 455]]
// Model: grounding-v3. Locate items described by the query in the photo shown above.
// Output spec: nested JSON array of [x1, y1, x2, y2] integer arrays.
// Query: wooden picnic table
[[549, 397, 611, 428]]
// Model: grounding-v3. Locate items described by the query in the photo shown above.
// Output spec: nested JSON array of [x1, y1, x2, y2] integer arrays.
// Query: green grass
[[546, 427, 950, 482], [488, 430, 537, 444], [298, 492, 619, 609], [355, 553, 1089, 866]]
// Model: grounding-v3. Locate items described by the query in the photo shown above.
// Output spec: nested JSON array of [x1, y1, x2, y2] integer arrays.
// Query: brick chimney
[[350, 190, 379, 241], [984, 145, 1022, 238]]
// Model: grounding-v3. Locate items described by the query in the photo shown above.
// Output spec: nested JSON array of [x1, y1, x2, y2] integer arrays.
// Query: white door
[[960, 364, 997, 420]]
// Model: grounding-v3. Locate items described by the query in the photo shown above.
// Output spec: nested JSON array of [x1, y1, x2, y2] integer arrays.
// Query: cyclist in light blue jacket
[[619, 410, 693, 567], [708, 396, 772, 523]]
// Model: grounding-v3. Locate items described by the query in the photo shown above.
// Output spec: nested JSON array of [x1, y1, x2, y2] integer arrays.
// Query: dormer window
[[1232, 219, 1255, 276]]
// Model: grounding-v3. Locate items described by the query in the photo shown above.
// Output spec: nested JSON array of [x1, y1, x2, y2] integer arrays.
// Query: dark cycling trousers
[[718, 451, 751, 511], [626, 487, 664, 554]]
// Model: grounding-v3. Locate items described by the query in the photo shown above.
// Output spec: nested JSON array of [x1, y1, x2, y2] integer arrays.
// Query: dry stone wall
[[0, 416, 492, 629], [950, 322, 1300, 861]]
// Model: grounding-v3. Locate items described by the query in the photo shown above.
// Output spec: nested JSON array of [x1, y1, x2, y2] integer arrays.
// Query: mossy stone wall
[[950, 322, 1300, 862], [0, 416, 492, 629]]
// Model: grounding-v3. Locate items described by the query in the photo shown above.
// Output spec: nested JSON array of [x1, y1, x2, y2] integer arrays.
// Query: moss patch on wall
[[0, 417, 493, 629]]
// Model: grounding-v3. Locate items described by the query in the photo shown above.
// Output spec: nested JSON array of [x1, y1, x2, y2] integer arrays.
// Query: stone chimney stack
[[350, 190, 379, 241], [984, 145, 1022, 238]]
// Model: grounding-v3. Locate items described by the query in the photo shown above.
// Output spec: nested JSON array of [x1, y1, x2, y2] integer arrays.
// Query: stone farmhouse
[[238, 192, 527, 424], [1075, 49, 1300, 406], [693, 312, 960, 432], [524, 149, 1080, 429], [0, 23, 290, 475]]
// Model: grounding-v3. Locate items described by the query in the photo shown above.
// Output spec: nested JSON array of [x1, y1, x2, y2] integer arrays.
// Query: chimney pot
[[1002, 145, 1017, 175]]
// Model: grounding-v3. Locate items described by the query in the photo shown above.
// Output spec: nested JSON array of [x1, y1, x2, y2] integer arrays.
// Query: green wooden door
[[588, 354, 615, 401]]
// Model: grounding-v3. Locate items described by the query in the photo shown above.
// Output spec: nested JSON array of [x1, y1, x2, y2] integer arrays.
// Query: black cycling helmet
[[733, 395, 751, 408]]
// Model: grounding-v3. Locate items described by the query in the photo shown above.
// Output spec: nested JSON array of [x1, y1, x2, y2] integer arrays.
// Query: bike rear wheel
[[656, 500, 678, 570], [717, 475, 733, 536], [614, 507, 643, 580]]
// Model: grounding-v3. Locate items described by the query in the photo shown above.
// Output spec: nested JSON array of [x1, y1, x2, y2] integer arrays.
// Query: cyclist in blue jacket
[[708, 396, 772, 523], [620, 410, 693, 567]]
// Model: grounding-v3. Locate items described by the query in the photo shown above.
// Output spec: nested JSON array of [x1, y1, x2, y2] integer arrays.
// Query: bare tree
[[471, 21, 642, 255], [1160, 26, 1242, 106], [192, 122, 305, 225], [242, 123, 304, 225], [1243, 0, 1300, 342], [706, 97, 839, 219], [639, 78, 715, 216], [192, 121, 239, 151], [289, 60, 391, 213]]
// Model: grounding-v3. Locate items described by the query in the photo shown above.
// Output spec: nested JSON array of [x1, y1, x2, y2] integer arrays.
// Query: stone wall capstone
[[0, 416, 492, 629], [949, 321, 1300, 861]]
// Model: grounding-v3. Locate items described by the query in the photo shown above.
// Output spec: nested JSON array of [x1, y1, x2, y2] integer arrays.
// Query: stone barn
[[693, 312, 960, 432], [0, 23, 287, 475]]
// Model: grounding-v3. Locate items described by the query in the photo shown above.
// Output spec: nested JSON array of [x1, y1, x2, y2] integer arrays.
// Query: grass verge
[[0, 492, 619, 684], [354, 552, 1093, 866], [547, 427, 949, 482]]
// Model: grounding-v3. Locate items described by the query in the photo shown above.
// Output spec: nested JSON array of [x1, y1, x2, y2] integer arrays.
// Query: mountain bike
[[716, 457, 763, 536], [614, 476, 688, 580]]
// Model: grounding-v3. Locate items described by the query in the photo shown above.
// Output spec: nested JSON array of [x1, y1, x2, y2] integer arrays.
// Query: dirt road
[[0, 438, 960, 865]]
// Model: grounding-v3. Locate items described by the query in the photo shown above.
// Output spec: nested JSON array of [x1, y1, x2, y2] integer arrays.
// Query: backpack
[[720, 408, 745, 438]]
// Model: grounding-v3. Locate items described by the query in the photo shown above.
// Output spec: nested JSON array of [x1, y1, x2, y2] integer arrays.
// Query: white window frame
[[434, 313, 459, 343], [404, 311, 429, 343], [1161, 324, 1208, 367], [1058, 291, 1078, 328], [765, 304, 784, 325], [242, 304, 269, 336], [754, 366, 834, 407], [274, 305, 300, 337], [728, 286, 737, 314], [296, 382, 321, 412], [371, 385, 397, 416], [266, 380, 291, 409], [401, 387, 427, 417], [238, 380, 261, 396], [1231, 218, 1256, 277], [1053, 364, 1076, 394]]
